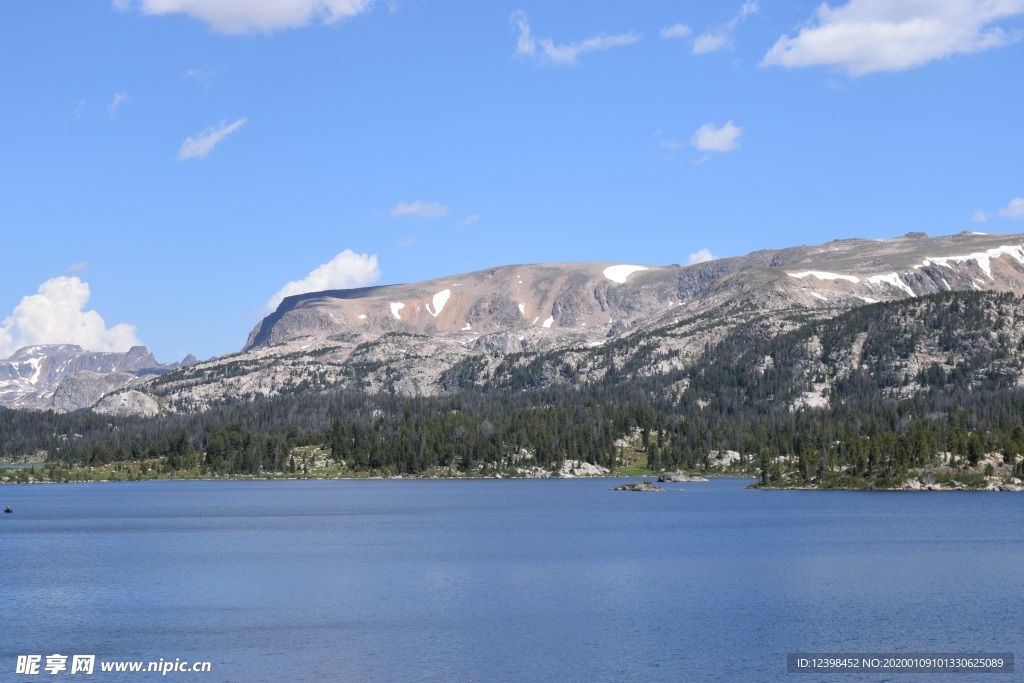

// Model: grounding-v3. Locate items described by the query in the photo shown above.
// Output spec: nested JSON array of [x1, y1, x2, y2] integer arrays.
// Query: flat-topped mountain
[[245, 232, 1024, 352], [244, 262, 686, 350], [136, 231, 1024, 413]]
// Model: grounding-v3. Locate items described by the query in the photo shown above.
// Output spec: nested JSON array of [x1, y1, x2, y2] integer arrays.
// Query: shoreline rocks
[[658, 472, 708, 483]]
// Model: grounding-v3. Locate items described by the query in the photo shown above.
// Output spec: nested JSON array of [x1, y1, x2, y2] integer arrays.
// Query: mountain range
[[4, 230, 1024, 416], [0, 345, 195, 414]]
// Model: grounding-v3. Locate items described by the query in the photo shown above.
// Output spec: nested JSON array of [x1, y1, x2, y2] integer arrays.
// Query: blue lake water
[[2, 478, 1022, 682]]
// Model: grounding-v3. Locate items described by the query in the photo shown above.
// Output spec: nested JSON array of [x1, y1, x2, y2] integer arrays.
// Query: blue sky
[[1, 0, 1022, 361]]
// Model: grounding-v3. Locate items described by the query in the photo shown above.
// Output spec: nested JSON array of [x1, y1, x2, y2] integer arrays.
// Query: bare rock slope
[[243, 262, 685, 349], [247, 231, 1024, 353]]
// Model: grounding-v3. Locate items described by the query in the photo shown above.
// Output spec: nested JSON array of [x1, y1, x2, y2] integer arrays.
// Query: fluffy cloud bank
[[264, 250, 381, 313], [762, 0, 1024, 76], [113, 0, 373, 34], [179, 118, 247, 161], [0, 277, 141, 359], [511, 11, 641, 66]]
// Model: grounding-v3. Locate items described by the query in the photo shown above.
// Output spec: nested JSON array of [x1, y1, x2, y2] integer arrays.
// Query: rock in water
[[611, 481, 664, 492]]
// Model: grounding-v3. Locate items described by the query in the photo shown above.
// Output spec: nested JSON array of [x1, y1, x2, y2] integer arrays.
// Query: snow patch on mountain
[[924, 245, 1024, 279], [867, 273, 915, 297], [425, 289, 451, 318], [787, 271, 860, 283], [543, 316, 554, 328], [390, 302, 405, 320], [26, 358, 41, 385], [603, 265, 648, 283]]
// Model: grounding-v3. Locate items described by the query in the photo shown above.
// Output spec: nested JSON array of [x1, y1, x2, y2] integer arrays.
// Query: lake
[[2, 478, 1021, 682]]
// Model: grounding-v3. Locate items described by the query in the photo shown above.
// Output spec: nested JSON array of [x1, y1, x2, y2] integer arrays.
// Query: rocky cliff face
[[0, 345, 195, 412], [132, 231, 1024, 414]]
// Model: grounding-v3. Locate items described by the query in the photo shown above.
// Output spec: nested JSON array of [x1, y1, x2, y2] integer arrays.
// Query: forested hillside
[[3, 291, 1024, 489]]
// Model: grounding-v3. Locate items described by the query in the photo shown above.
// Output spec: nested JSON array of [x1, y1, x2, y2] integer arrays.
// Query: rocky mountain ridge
[[136, 231, 1024, 414], [0, 345, 195, 413], [244, 231, 1024, 350], [7, 230, 1024, 416]]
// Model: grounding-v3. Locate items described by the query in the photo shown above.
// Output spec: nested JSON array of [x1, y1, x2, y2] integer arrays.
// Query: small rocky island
[[611, 481, 664, 492]]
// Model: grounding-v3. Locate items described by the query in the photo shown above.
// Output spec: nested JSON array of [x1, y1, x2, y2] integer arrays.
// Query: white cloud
[[693, 33, 730, 54], [113, 0, 374, 34], [264, 250, 381, 313], [693, 1, 759, 54], [762, 0, 1024, 76], [971, 209, 988, 222], [690, 121, 743, 153], [661, 23, 692, 39], [998, 197, 1024, 218], [736, 1, 759, 22], [72, 99, 86, 119], [396, 237, 415, 247], [511, 11, 641, 66], [178, 118, 247, 161], [183, 65, 225, 89], [390, 200, 449, 218], [0, 277, 142, 359], [457, 214, 481, 227], [687, 249, 717, 265], [107, 92, 128, 119]]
